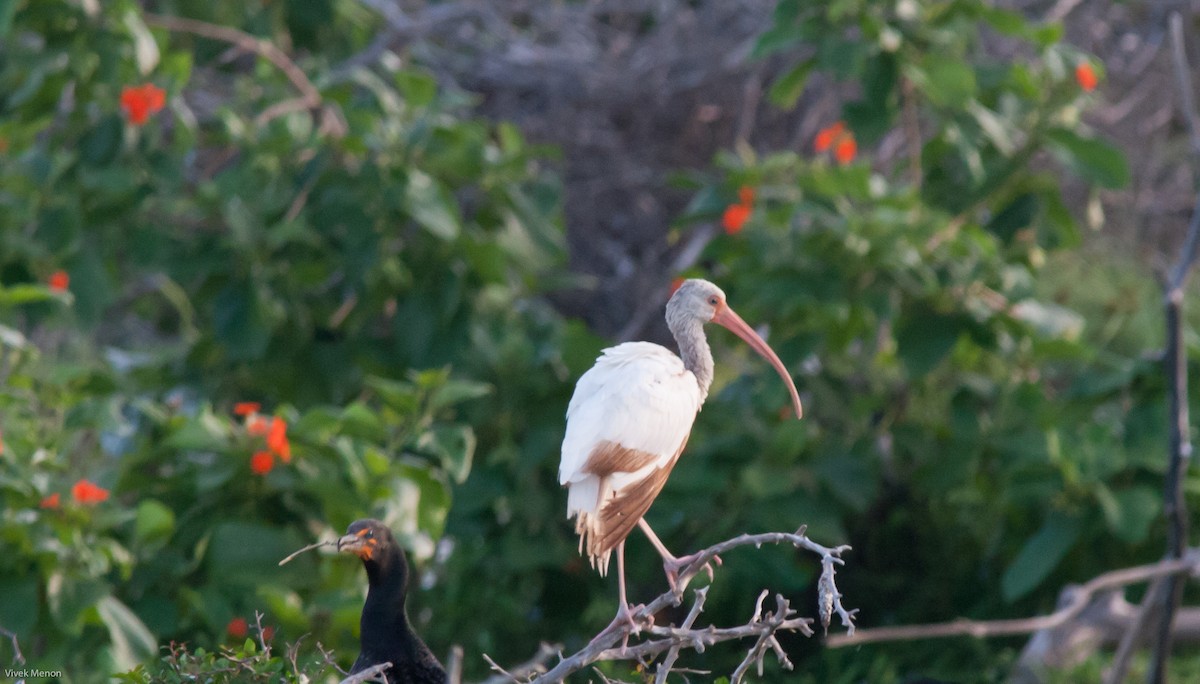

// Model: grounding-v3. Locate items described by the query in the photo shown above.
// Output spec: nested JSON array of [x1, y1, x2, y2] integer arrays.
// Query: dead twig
[[339, 662, 392, 684]]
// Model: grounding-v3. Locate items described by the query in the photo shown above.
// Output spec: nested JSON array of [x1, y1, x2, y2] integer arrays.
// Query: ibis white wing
[[559, 341, 702, 488]]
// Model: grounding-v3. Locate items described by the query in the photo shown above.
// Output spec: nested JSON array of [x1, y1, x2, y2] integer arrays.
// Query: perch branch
[[827, 552, 1200, 648], [486, 526, 852, 683]]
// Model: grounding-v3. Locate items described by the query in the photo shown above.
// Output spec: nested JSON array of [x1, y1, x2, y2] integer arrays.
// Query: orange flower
[[233, 402, 261, 417], [39, 493, 60, 509], [120, 83, 166, 126], [70, 479, 109, 505], [250, 450, 274, 475], [246, 416, 269, 436], [266, 418, 290, 462], [227, 617, 248, 639], [48, 270, 69, 292], [814, 121, 846, 153], [737, 186, 756, 206], [0, 429, 4, 454], [834, 136, 858, 165], [1075, 62, 1098, 92], [0, 137, 8, 153], [722, 203, 752, 235], [669, 277, 685, 296]]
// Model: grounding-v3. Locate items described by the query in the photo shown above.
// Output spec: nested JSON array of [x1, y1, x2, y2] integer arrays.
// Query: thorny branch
[[485, 527, 854, 683]]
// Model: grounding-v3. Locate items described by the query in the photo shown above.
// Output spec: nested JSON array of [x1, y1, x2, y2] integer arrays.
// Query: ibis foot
[[664, 552, 723, 593]]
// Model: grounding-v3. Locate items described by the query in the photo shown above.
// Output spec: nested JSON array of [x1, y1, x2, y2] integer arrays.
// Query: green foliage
[[0, 0, 564, 680], [0, 0, 1189, 681]]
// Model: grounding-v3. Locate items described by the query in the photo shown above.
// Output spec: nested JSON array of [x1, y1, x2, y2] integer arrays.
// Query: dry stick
[[827, 553, 1200, 648], [511, 528, 852, 683], [279, 539, 338, 566], [478, 642, 560, 684]]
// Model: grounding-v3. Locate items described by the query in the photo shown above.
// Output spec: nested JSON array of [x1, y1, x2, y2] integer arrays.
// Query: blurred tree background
[[1, 0, 1198, 681]]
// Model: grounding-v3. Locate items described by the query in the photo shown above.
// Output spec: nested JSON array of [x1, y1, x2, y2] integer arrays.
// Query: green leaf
[[0, 577, 38, 636], [768, 61, 813, 109], [80, 115, 124, 167], [1045, 129, 1130, 189], [0, 284, 60, 307], [96, 595, 158, 671], [752, 27, 804, 59], [405, 170, 461, 240], [910, 58, 976, 108], [1100, 485, 1160, 544], [395, 69, 438, 108], [895, 306, 969, 376], [135, 499, 177, 546], [1001, 512, 1081, 601], [417, 425, 476, 484], [428, 378, 492, 412], [986, 193, 1037, 243], [47, 573, 109, 634]]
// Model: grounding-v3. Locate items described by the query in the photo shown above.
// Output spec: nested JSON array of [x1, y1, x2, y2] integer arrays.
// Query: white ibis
[[559, 278, 803, 627]]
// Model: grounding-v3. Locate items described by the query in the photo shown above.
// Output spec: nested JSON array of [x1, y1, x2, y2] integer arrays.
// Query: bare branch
[[0, 624, 25, 668], [483, 526, 852, 683], [828, 552, 1200, 648], [479, 642, 560, 684], [339, 662, 392, 684], [142, 13, 345, 133]]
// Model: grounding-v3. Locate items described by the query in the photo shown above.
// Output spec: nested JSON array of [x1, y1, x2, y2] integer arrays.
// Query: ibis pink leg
[[637, 519, 722, 592], [588, 542, 642, 654]]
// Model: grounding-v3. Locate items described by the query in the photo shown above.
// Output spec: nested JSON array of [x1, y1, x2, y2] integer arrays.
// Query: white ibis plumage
[[559, 278, 803, 626]]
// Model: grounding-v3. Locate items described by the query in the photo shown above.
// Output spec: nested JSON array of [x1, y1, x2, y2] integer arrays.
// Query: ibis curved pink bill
[[558, 278, 803, 628]]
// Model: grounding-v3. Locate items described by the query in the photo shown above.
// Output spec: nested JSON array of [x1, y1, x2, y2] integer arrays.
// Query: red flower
[[1075, 62, 1098, 92], [48, 270, 69, 292], [266, 418, 290, 462], [233, 402, 261, 417], [722, 203, 752, 235], [814, 121, 846, 153], [834, 136, 858, 165], [737, 186, 756, 206], [120, 84, 166, 126], [40, 493, 60, 509], [669, 277, 685, 296], [70, 479, 109, 505], [246, 416, 269, 436], [261, 626, 275, 641], [250, 450, 274, 475], [227, 617, 248, 639]]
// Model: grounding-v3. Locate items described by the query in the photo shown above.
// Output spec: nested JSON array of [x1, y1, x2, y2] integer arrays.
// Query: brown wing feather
[[575, 437, 689, 570]]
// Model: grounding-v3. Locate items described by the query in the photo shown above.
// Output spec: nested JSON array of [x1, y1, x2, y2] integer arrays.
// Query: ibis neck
[[672, 318, 713, 401]]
